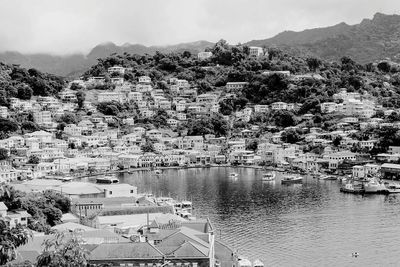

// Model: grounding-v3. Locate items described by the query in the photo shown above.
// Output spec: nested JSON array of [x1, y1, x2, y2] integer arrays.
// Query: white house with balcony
[[226, 82, 248, 91], [249, 46, 264, 57]]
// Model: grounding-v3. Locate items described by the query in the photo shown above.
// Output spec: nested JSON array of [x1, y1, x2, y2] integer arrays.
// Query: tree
[[76, 90, 86, 110], [377, 61, 391, 73], [59, 113, 78, 125], [246, 140, 258, 151], [306, 57, 322, 72], [21, 121, 40, 133], [272, 110, 296, 127], [0, 220, 31, 265], [0, 118, 19, 134], [27, 155, 40, 164], [281, 129, 301, 144], [0, 148, 9, 160], [43, 190, 71, 214], [141, 141, 155, 153], [36, 231, 89, 267], [17, 84, 33, 100], [332, 136, 342, 147]]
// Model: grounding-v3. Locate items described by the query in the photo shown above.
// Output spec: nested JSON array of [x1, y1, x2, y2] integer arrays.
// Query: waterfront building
[[381, 163, 400, 179]]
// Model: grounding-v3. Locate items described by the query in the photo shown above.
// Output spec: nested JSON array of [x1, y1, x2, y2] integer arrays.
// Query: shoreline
[[20, 164, 329, 183]]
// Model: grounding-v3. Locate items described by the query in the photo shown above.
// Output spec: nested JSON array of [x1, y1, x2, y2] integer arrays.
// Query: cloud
[[0, 0, 399, 54]]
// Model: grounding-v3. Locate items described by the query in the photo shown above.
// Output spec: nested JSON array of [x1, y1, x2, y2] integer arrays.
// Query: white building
[[321, 102, 338, 113], [108, 66, 125, 75], [226, 82, 248, 91], [33, 111, 52, 126], [197, 51, 213, 60], [138, 76, 151, 84], [271, 102, 288, 110], [254, 105, 269, 113], [0, 106, 8, 118], [97, 92, 125, 103], [249, 46, 264, 57]]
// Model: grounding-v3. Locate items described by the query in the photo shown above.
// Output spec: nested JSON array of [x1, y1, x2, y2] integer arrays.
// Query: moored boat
[[262, 171, 275, 181], [154, 169, 162, 175], [238, 258, 252, 267], [96, 176, 119, 184], [318, 175, 338, 181], [340, 183, 364, 194], [385, 183, 400, 194], [364, 179, 388, 194], [229, 172, 238, 178], [253, 259, 264, 267], [281, 174, 303, 184]]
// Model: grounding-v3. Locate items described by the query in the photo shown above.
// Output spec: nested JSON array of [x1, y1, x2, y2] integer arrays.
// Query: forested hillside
[[83, 39, 400, 109]]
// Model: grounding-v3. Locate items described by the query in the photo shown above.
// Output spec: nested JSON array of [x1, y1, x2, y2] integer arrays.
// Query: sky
[[0, 0, 400, 55]]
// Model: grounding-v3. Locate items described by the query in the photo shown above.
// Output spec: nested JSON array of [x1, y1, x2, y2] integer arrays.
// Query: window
[[130, 190, 134, 194], [109, 191, 112, 195]]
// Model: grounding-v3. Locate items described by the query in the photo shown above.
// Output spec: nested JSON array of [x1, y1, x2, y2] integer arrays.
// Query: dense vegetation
[[0, 186, 71, 233], [0, 63, 64, 107], [84, 40, 400, 109]]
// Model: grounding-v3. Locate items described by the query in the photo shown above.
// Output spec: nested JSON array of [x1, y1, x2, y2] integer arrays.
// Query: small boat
[[253, 259, 264, 267], [340, 183, 364, 194], [229, 172, 238, 178], [318, 175, 338, 181], [177, 210, 196, 220], [238, 258, 252, 267], [154, 169, 162, 175], [385, 183, 400, 194], [364, 179, 388, 194], [96, 176, 119, 184], [262, 171, 275, 181], [281, 174, 303, 184]]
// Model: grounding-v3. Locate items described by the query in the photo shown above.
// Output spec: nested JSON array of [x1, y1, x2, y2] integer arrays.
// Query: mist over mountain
[[1, 13, 400, 76], [246, 12, 400, 63], [0, 41, 214, 77]]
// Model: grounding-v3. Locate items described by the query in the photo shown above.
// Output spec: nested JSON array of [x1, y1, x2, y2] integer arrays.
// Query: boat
[[281, 174, 303, 184], [364, 179, 388, 194], [174, 201, 193, 214], [262, 171, 275, 181], [238, 258, 252, 267], [154, 169, 162, 175], [229, 172, 238, 178], [96, 176, 119, 184], [340, 183, 364, 194], [318, 175, 338, 181], [177, 210, 196, 220], [253, 259, 264, 267], [385, 183, 400, 194]]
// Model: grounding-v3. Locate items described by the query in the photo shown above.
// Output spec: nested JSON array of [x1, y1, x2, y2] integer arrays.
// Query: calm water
[[119, 167, 400, 267]]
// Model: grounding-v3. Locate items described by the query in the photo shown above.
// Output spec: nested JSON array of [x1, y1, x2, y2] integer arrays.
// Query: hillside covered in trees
[[83, 39, 400, 109]]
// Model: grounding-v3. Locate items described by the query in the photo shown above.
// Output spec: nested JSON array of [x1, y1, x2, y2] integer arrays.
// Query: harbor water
[[119, 167, 400, 267]]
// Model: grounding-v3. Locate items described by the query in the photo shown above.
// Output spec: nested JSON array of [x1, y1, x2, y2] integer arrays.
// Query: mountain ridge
[[1, 12, 400, 76], [246, 12, 400, 63]]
